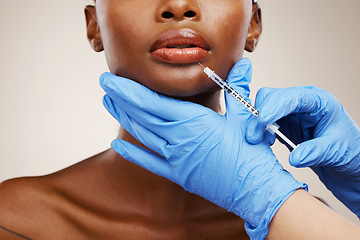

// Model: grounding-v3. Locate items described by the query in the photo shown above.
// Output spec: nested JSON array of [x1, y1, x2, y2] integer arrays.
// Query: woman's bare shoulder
[[0, 149, 112, 216], [0, 149, 109, 239], [0, 176, 50, 213], [0, 149, 116, 239], [0, 176, 56, 239]]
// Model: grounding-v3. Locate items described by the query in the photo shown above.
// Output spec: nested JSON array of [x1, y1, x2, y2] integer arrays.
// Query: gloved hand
[[100, 58, 307, 239], [246, 86, 360, 217]]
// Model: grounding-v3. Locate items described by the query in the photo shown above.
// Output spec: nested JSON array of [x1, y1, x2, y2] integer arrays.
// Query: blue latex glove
[[246, 86, 360, 217], [100, 58, 307, 239]]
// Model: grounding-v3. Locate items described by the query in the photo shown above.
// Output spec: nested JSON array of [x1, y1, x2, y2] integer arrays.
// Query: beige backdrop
[[0, 0, 359, 225]]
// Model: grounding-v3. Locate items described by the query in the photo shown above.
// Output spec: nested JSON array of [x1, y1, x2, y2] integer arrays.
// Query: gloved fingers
[[102, 94, 123, 124], [225, 58, 253, 116], [246, 116, 265, 144], [226, 58, 252, 96], [103, 94, 216, 146], [265, 130, 277, 146], [103, 95, 169, 156], [246, 117, 277, 145], [253, 87, 276, 109], [245, 88, 277, 145], [100, 72, 210, 122], [111, 139, 177, 183], [289, 135, 344, 168], [256, 86, 322, 126]]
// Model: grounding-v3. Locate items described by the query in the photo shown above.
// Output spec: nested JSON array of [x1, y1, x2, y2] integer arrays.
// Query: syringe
[[198, 62, 298, 150]]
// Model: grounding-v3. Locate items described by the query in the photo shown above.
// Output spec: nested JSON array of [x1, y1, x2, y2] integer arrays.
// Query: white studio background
[[0, 0, 359, 225]]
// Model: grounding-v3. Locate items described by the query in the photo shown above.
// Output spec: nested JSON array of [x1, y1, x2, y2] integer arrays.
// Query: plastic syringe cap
[[265, 123, 280, 135]]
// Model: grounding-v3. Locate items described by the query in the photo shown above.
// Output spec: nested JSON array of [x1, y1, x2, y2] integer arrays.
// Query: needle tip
[[198, 62, 205, 69]]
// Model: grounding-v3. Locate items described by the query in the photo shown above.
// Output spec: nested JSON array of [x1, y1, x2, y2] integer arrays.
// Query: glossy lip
[[150, 28, 211, 64]]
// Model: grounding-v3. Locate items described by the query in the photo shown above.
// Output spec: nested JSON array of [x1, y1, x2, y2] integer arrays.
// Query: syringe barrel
[[204, 67, 259, 117]]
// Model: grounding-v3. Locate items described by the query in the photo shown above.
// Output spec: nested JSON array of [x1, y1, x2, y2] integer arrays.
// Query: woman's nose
[[155, 0, 201, 22]]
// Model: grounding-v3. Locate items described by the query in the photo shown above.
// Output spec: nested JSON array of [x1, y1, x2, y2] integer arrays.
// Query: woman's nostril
[[184, 10, 196, 18], [162, 11, 174, 19], [161, 10, 196, 20]]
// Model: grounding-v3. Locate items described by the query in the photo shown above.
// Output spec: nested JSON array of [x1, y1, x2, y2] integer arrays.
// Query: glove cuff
[[229, 159, 308, 239], [244, 181, 307, 239]]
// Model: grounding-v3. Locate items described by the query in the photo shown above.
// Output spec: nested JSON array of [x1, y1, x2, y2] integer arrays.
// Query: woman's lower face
[[94, 0, 253, 98]]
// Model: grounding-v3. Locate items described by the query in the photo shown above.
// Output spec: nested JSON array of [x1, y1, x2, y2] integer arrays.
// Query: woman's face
[[88, 0, 257, 97]]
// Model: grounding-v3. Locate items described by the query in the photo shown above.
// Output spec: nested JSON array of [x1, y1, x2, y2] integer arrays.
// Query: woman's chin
[[153, 82, 219, 98]]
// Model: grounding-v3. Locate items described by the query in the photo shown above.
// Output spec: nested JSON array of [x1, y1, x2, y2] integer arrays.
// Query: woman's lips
[[150, 29, 210, 64]]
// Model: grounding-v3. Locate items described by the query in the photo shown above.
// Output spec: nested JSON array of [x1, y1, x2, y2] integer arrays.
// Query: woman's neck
[[109, 91, 223, 217], [108, 127, 224, 219]]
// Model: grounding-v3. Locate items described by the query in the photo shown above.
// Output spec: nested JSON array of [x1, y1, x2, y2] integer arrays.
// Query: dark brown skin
[[0, 0, 262, 239]]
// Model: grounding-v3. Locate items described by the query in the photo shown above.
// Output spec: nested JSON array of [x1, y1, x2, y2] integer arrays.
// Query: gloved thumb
[[225, 58, 253, 114]]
